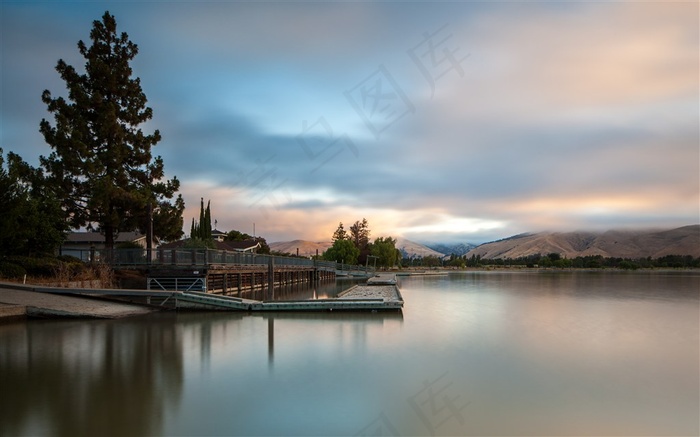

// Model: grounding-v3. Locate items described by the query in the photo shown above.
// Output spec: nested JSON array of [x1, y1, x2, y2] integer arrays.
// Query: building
[[211, 229, 227, 242], [59, 231, 148, 261], [220, 240, 261, 253]]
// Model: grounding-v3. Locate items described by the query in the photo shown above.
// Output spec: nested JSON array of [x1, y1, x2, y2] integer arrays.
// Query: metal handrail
[[73, 248, 370, 272]]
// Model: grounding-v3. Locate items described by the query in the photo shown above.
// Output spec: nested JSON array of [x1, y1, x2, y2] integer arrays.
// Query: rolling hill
[[465, 225, 700, 259], [269, 240, 332, 257]]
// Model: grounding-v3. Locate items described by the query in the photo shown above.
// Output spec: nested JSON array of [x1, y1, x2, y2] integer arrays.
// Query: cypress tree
[[204, 200, 212, 240], [198, 198, 205, 240]]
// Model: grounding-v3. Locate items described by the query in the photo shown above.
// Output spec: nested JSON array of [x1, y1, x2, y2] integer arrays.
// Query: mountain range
[[270, 225, 699, 260], [422, 242, 477, 257], [465, 225, 700, 259], [395, 238, 445, 258]]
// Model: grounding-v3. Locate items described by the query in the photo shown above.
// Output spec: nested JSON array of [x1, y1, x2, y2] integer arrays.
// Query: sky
[[1, 1, 698, 244]]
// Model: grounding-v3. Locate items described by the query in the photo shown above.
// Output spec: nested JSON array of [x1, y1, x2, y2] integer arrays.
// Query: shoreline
[[393, 267, 700, 274]]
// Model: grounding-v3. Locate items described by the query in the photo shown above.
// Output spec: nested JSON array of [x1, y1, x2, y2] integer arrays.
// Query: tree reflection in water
[[0, 314, 184, 436]]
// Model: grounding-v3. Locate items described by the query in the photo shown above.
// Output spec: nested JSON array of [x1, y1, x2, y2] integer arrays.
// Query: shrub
[[0, 261, 26, 279], [57, 254, 83, 263], [3, 256, 60, 277]]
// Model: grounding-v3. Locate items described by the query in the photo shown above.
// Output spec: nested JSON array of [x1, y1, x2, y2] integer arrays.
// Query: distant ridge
[[395, 238, 445, 258], [269, 240, 331, 257], [423, 242, 477, 257], [466, 225, 700, 259]]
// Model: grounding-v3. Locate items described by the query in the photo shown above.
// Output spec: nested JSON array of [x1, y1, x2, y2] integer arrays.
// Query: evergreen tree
[[39, 11, 181, 249], [332, 222, 348, 242], [204, 200, 212, 240], [350, 218, 371, 264], [0, 149, 67, 256], [198, 198, 206, 239], [150, 194, 185, 243], [191, 198, 213, 241]]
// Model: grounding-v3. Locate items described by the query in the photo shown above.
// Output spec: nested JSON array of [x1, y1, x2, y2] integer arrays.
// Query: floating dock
[[0, 274, 403, 318]]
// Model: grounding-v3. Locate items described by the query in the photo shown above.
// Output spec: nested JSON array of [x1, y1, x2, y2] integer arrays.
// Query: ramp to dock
[[0, 283, 154, 319]]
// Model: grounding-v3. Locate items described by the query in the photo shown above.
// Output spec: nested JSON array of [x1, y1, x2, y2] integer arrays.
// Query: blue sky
[[1, 1, 698, 244]]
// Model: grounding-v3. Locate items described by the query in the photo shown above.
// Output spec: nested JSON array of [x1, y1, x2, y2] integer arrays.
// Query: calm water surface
[[1, 271, 698, 436]]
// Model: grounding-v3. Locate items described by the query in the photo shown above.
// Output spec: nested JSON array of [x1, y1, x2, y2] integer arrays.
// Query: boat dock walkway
[[0, 275, 403, 319]]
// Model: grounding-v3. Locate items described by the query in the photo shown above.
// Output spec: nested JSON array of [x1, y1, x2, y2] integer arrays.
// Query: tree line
[[402, 252, 700, 269], [323, 219, 400, 269]]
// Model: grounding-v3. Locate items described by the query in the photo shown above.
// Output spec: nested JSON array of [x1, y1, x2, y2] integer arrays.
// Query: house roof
[[221, 240, 261, 251], [65, 231, 146, 244], [158, 239, 261, 252]]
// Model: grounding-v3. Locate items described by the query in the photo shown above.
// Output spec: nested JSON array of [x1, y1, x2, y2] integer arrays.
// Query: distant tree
[[350, 218, 371, 264], [223, 229, 270, 254], [39, 11, 181, 250], [323, 239, 360, 265], [349, 218, 370, 248], [191, 198, 212, 241], [255, 237, 271, 255], [190, 217, 197, 239], [196, 198, 207, 239], [448, 254, 466, 268], [0, 149, 67, 257], [203, 200, 212, 240], [466, 254, 482, 267], [149, 195, 185, 243], [332, 222, 348, 242], [618, 260, 639, 270], [539, 256, 553, 268], [224, 229, 253, 241], [370, 236, 398, 269], [421, 255, 441, 268], [553, 258, 572, 268], [183, 237, 215, 249]]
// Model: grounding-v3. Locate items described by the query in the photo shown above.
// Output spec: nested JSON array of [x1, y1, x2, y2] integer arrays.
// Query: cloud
[[1, 2, 697, 244]]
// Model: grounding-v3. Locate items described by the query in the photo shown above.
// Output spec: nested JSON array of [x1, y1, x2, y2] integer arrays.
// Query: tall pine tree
[[39, 11, 182, 249]]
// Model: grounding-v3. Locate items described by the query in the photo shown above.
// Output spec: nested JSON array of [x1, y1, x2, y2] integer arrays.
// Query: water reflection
[[1, 272, 696, 436], [243, 277, 365, 301], [0, 314, 184, 436]]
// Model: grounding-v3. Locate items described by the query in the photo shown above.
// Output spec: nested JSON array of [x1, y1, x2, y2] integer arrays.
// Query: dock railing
[[69, 248, 369, 272]]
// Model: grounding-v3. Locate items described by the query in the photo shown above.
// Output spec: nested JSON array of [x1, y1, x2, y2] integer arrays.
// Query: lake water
[[1, 271, 698, 436]]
